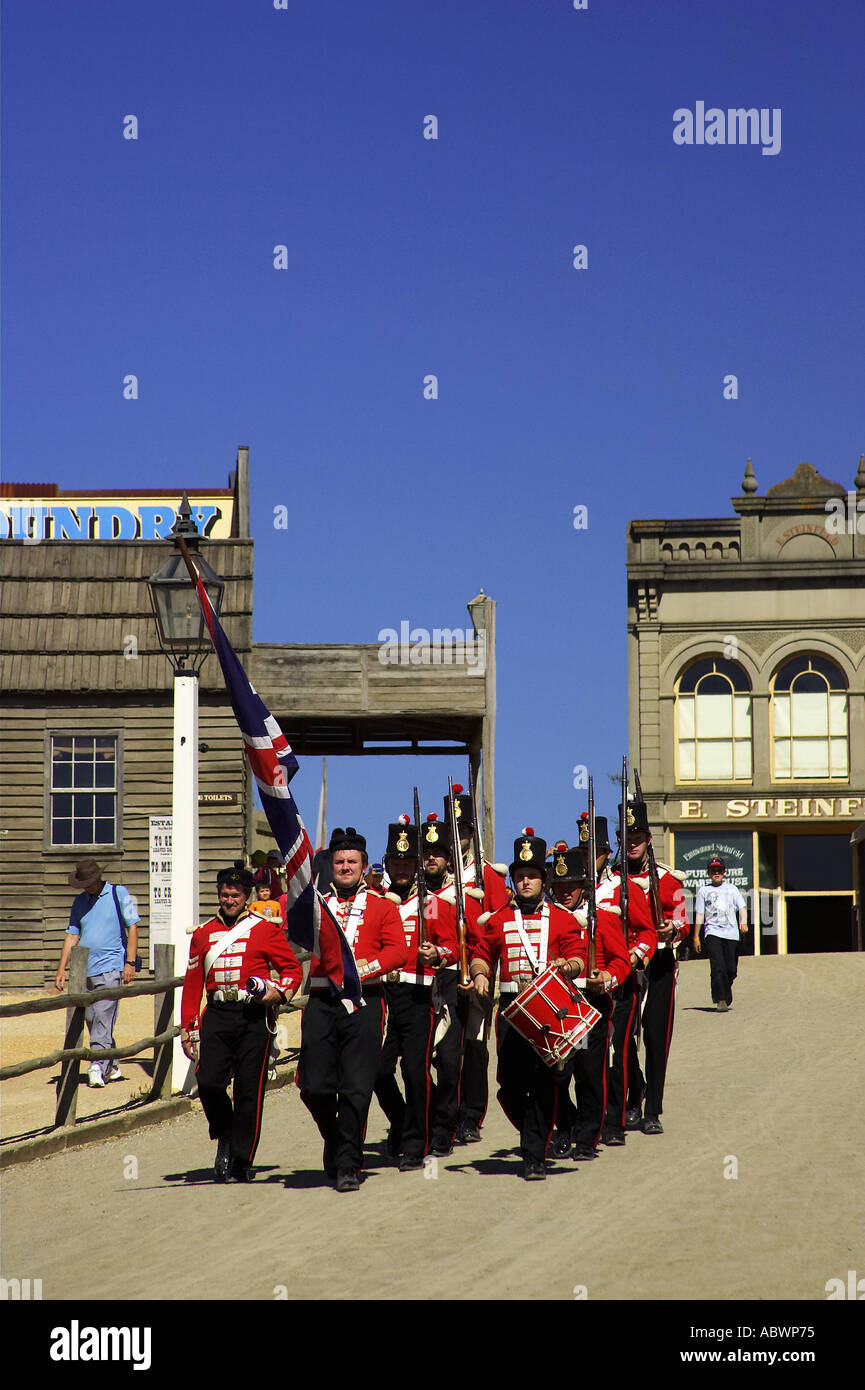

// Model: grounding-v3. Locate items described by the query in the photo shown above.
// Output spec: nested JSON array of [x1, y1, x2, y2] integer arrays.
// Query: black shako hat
[[576, 812, 610, 852], [443, 782, 474, 828], [216, 866, 254, 895], [384, 814, 419, 860], [618, 799, 650, 835], [329, 826, 367, 855], [549, 841, 587, 885], [509, 828, 547, 878], [420, 813, 450, 853]]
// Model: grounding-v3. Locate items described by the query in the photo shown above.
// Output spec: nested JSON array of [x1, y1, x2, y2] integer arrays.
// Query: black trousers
[[429, 970, 464, 1143], [458, 990, 491, 1127], [607, 973, 642, 1128], [705, 934, 739, 1004], [572, 995, 612, 1147], [495, 1010, 558, 1163], [196, 1001, 271, 1164], [642, 948, 677, 1119], [373, 981, 436, 1161], [299, 990, 386, 1175]]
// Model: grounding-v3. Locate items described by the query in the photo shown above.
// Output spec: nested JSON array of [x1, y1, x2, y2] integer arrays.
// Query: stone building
[[627, 457, 865, 955]]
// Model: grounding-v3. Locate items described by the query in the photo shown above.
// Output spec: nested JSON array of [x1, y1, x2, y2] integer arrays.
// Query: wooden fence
[[0, 943, 182, 1129]]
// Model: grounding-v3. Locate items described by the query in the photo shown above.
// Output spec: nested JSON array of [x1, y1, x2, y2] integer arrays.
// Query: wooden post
[[55, 945, 89, 1128], [151, 944, 175, 1101]]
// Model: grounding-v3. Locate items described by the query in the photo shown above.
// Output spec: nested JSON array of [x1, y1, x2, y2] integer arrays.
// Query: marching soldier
[[444, 783, 509, 1145], [618, 801, 689, 1134], [596, 830, 658, 1143], [373, 815, 459, 1170], [181, 867, 303, 1182], [547, 843, 630, 1160], [470, 830, 585, 1181], [298, 826, 407, 1191], [419, 813, 468, 1156]]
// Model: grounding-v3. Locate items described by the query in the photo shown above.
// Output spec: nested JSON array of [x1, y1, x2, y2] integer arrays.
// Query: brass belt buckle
[[224, 986, 238, 1001], [386, 971, 400, 983]]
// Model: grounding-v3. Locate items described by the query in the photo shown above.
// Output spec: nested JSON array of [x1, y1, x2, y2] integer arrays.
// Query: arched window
[[676, 657, 752, 782], [771, 655, 848, 780]]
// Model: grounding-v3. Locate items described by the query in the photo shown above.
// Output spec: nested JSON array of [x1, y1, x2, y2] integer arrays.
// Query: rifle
[[585, 776, 598, 978], [633, 768, 664, 936], [619, 755, 630, 938], [446, 776, 471, 988], [413, 786, 429, 946], [469, 757, 485, 906]]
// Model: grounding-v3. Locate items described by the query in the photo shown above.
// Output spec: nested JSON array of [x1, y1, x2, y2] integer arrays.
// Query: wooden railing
[[0, 943, 181, 1129]]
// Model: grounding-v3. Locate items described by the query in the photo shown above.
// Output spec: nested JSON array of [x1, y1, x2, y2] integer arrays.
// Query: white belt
[[499, 982, 519, 995], [209, 987, 253, 1003], [386, 971, 433, 987]]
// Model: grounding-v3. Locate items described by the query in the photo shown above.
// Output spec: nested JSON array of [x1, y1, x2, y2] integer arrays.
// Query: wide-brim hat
[[549, 843, 587, 885], [509, 828, 547, 877], [68, 857, 106, 889], [329, 826, 367, 855], [384, 815, 419, 859], [420, 813, 450, 854], [444, 783, 474, 828]]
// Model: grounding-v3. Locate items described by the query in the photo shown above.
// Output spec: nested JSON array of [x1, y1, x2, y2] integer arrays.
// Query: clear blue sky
[[3, 0, 863, 857]]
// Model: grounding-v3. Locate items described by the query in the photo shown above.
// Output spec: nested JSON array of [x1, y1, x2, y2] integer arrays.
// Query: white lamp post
[[147, 495, 224, 1090]]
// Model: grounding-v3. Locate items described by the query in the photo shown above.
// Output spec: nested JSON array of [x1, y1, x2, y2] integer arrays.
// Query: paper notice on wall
[[149, 816, 173, 967]]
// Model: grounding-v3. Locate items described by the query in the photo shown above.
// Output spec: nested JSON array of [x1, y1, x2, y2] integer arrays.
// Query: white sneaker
[[88, 1064, 106, 1088], [107, 1064, 125, 1082]]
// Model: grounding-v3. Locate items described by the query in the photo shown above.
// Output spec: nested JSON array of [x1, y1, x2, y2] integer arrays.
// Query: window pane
[[773, 698, 790, 736], [679, 660, 715, 693], [733, 696, 752, 737], [697, 742, 733, 780], [791, 739, 829, 778], [679, 742, 695, 780], [774, 740, 791, 777], [73, 793, 95, 816], [94, 760, 115, 787], [784, 834, 853, 891], [53, 736, 73, 760], [94, 819, 115, 843], [73, 739, 93, 760], [53, 819, 73, 844], [793, 693, 829, 737], [94, 793, 114, 818], [807, 656, 846, 688], [53, 793, 73, 817], [73, 820, 94, 844], [828, 694, 847, 736], [73, 761, 94, 789], [829, 739, 848, 777], [53, 761, 73, 788], [678, 698, 695, 739], [697, 692, 733, 737], [733, 741, 751, 777], [698, 674, 731, 695]]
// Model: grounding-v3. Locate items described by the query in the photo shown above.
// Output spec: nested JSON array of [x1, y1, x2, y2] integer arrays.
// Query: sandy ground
[[1, 953, 863, 1304]]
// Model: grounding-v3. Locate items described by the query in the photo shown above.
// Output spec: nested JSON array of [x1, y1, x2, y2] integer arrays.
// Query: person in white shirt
[[694, 857, 748, 1012]]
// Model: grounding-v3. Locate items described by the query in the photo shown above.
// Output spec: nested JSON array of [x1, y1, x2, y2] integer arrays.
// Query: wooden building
[[0, 450, 496, 987]]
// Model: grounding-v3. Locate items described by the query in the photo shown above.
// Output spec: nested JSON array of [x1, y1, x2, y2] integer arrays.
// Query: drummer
[[470, 830, 586, 1182], [547, 842, 631, 1162]]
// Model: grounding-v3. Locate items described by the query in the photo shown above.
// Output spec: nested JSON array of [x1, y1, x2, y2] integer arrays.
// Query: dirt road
[[1, 953, 862, 1303]]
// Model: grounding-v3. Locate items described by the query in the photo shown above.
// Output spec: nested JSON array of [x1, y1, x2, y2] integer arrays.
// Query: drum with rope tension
[[502, 963, 601, 1067]]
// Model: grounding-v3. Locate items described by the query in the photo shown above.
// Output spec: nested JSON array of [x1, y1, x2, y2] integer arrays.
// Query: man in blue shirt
[[55, 857, 141, 1087], [694, 856, 748, 1012]]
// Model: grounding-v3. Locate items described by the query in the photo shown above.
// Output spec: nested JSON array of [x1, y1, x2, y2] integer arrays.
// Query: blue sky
[[3, 0, 863, 857]]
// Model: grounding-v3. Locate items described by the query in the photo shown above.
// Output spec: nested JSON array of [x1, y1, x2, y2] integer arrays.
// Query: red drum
[[502, 964, 601, 1067]]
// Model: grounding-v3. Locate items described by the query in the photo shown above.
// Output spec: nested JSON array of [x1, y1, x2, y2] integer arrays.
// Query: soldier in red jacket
[[298, 826, 407, 1192], [181, 867, 303, 1182], [471, 830, 586, 1181], [445, 783, 509, 1145], [547, 843, 631, 1160], [373, 816, 460, 1169], [618, 801, 689, 1135]]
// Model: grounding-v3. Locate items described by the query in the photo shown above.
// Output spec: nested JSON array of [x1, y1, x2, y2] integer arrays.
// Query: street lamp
[[147, 494, 224, 1091]]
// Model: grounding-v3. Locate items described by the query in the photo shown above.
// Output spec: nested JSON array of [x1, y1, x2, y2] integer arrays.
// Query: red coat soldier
[[298, 826, 407, 1191], [181, 867, 303, 1182]]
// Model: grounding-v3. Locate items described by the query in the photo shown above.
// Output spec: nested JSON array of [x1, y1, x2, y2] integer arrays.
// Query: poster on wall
[[674, 830, 754, 919], [148, 815, 172, 968]]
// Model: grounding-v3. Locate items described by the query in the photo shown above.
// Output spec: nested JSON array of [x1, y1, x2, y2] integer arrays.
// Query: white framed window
[[676, 658, 752, 783], [771, 656, 848, 781], [49, 734, 118, 846]]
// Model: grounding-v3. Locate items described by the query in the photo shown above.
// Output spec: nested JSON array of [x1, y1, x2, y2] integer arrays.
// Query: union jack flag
[[193, 569, 362, 1009]]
